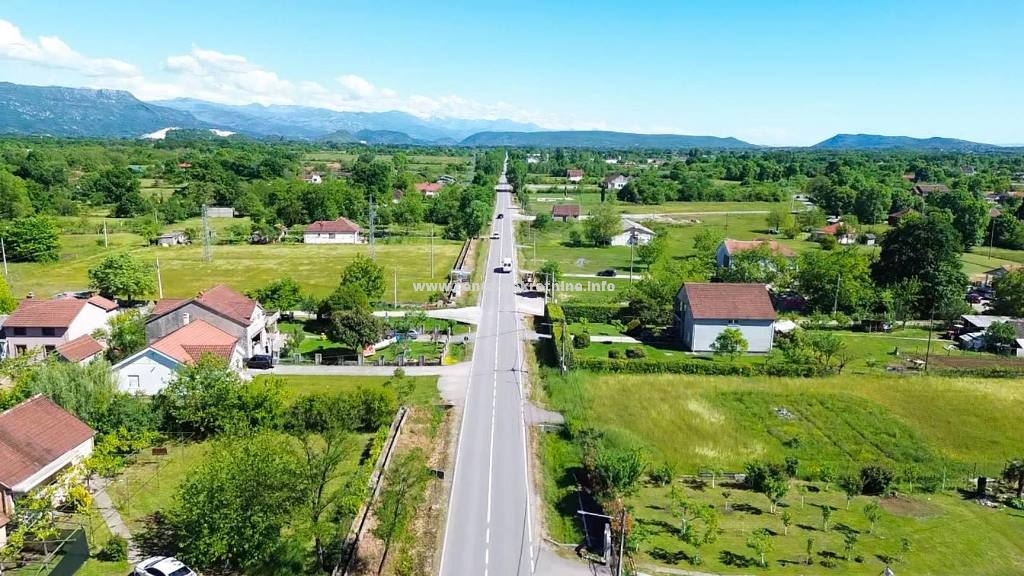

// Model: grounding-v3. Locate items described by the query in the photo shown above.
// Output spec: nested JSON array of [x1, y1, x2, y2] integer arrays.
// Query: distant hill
[[0, 82, 205, 137], [318, 129, 357, 144], [812, 133, 1002, 152], [458, 130, 756, 149], [354, 129, 432, 146]]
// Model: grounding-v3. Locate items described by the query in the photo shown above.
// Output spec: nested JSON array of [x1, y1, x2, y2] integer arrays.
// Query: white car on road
[[134, 556, 198, 576]]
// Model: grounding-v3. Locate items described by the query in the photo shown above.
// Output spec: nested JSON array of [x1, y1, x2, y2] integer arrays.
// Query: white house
[[567, 169, 584, 183], [601, 174, 629, 191], [610, 218, 655, 246], [146, 284, 277, 359], [115, 318, 243, 395], [305, 173, 323, 184], [156, 231, 188, 246], [715, 239, 796, 270], [0, 295, 118, 361], [303, 217, 361, 244], [673, 283, 776, 353], [0, 396, 95, 546]]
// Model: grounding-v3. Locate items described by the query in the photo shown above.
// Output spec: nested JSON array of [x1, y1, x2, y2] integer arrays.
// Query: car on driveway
[[596, 268, 617, 277], [246, 355, 274, 369], [135, 556, 197, 576]]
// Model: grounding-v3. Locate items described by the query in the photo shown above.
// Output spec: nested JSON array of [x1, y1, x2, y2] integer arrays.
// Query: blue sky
[[1, 0, 1021, 145]]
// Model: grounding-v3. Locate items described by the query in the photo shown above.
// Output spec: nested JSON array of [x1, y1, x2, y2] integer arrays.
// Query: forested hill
[[812, 133, 1003, 152], [0, 82, 206, 138], [459, 130, 756, 149]]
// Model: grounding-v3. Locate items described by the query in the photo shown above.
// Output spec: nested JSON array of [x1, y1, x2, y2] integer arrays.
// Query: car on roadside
[[596, 268, 617, 277], [135, 556, 198, 576], [496, 213, 504, 219], [246, 355, 274, 369], [490, 231, 500, 239]]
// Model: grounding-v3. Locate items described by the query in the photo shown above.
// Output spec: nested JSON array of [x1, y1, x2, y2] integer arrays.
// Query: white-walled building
[[0, 296, 117, 361], [303, 217, 362, 244], [674, 283, 776, 353], [610, 219, 655, 246]]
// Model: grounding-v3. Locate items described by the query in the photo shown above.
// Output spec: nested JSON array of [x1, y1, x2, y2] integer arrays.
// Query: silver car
[[134, 556, 198, 576]]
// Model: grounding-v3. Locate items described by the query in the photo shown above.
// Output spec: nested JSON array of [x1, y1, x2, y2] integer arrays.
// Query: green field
[[528, 194, 787, 216], [539, 371, 1024, 574], [257, 373, 439, 406], [4, 234, 461, 302]]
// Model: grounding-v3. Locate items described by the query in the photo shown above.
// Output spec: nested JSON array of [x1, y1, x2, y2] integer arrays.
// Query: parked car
[[967, 294, 982, 304], [596, 268, 617, 277], [246, 355, 274, 369], [490, 231, 500, 239], [496, 213, 504, 219], [135, 556, 197, 576]]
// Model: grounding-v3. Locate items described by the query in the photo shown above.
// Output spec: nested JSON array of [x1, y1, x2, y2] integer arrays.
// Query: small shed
[[156, 231, 188, 246], [205, 206, 235, 218]]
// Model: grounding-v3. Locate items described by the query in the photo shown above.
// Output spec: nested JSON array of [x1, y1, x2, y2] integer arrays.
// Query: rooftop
[[149, 285, 258, 327], [722, 239, 796, 258], [2, 296, 115, 329], [682, 283, 776, 321], [305, 216, 361, 234], [55, 334, 104, 362], [0, 395, 95, 489], [150, 319, 239, 364]]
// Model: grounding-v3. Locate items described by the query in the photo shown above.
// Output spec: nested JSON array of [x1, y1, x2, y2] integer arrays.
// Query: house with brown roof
[[601, 174, 629, 191], [303, 217, 361, 244], [715, 239, 796, 270], [114, 318, 243, 395], [814, 222, 857, 245], [551, 204, 580, 221], [912, 183, 950, 196], [414, 182, 443, 197], [145, 284, 277, 359], [673, 283, 776, 353], [887, 207, 918, 226], [0, 395, 95, 546], [0, 295, 118, 361], [55, 334, 105, 365], [566, 169, 584, 183]]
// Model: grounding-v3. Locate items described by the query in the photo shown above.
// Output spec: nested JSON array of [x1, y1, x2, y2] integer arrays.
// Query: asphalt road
[[440, 159, 537, 576]]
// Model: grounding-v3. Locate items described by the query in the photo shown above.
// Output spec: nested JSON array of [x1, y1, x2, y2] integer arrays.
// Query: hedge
[[572, 357, 826, 377], [561, 303, 625, 324]]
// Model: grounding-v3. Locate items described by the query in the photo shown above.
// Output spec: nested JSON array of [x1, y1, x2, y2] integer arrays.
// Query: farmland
[[538, 371, 1024, 574]]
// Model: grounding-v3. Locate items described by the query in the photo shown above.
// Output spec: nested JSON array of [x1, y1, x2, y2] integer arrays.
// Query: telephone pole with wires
[[368, 196, 377, 260], [201, 204, 212, 263]]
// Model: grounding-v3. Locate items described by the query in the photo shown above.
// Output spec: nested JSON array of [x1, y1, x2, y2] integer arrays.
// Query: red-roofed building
[[1, 395, 95, 545], [566, 169, 584, 183], [716, 239, 796, 269], [551, 204, 580, 221], [55, 334, 105, 365], [303, 217, 362, 244], [115, 319, 243, 395], [146, 284, 276, 359], [673, 283, 776, 353], [414, 182, 443, 197], [1, 296, 118, 361], [887, 207, 918, 226], [815, 222, 857, 245]]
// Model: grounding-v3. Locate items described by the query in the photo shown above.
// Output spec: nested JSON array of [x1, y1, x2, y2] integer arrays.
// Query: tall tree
[[3, 216, 61, 263], [295, 427, 357, 571], [0, 170, 34, 219], [992, 269, 1024, 317], [105, 310, 146, 363], [340, 254, 386, 301], [583, 202, 621, 246], [928, 189, 990, 249], [796, 249, 874, 314], [87, 254, 156, 303]]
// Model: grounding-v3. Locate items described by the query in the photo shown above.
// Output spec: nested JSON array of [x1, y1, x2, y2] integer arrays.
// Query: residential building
[[303, 217, 361, 244], [205, 206, 234, 218], [601, 174, 629, 191], [305, 172, 323, 184], [815, 222, 856, 245], [0, 396, 95, 546], [145, 284, 277, 358], [610, 218, 655, 246], [156, 231, 188, 246], [415, 182, 443, 197], [115, 319, 244, 395], [912, 183, 950, 196], [566, 169, 584, 183], [551, 204, 580, 221], [0, 296, 117, 360], [984, 264, 1024, 284], [54, 334, 105, 365], [863, 233, 877, 246], [673, 283, 776, 353], [887, 208, 918, 226], [715, 239, 796, 270]]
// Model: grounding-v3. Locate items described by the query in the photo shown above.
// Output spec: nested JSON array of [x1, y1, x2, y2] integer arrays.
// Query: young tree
[[766, 206, 794, 232], [711, 327, 748, 362], [3, 216, 61, 263], [328, 310, 386, 350], [538, 260, 563, 283], [1002, 458, 1024, 498], [246, 277, 304, 312], [692, 226, 725, 260], [87, 254, 156, 303], [746, 528, 774, 568], [820, 504, 834, 532], [805, 331, 846, 371], [898, 537, 912, 564], [595, 445, 648, 498], [992, 269, 1024, 317], [532, 211, 553, 231], [805, 536, 816, 566], [984, 320, 1017, 354], [105, 310, 146, 362], [818, 464, 836, 491], [295, 426, 357, 571], [675, 499, 719, 565], [781, 510, 793, 536], [636, 233, 667, 269], [373, 449, 430, 575], [863, 501, 882, 534], [839, 475, 863, 509], [340, 254, 386, 301], [843, 531, 858, 561], [583, 202, 620, 246]]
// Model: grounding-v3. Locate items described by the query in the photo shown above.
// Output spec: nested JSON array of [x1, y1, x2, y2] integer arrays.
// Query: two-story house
[[145, 284, 277, 358], [673, 283, 776, 353], [0, 295, 118, 361]]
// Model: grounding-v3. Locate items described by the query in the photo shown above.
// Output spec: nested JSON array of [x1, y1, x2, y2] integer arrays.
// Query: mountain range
[[0, 82, 1013, 151]]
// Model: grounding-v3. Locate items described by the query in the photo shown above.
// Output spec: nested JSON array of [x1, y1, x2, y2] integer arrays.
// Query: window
[[128, 375, 140, 390], [15, 345, 27, 355], [42, 327, 56, 336], [13, 327, 26, 336], [329, 233, 336, 239], [44, 345, 56, 354]]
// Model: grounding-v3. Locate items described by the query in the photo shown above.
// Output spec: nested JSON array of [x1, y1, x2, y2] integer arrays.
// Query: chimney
[[182, 312, 190, 326], [26, 292, 34, 299]]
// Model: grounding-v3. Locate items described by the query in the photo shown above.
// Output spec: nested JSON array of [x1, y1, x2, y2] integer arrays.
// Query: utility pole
[[155, 258, 164, 299], [103, 221, 108, 248], [832, 273, 842, 317], [924, 303, 936, 371], [617, 507, 627, 576], [1, 237, 7, 277], [368, 196, 377, 260], [201, 204, 212, 263], [393, 266, 398, 308], [989, 218, 996, 261]]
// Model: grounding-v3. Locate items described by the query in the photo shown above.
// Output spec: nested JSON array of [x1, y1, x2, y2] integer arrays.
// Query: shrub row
[[573, 357, 826, 377], [561, 303, 625, 324]]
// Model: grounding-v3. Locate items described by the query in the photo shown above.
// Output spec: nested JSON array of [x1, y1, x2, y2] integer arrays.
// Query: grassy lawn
[[5, 237, 460, 302], [258, 373, 440, 406], [539, 370, 1024, 574], [108, 442, 211, 534]]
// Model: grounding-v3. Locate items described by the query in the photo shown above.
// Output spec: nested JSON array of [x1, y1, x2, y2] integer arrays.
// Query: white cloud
[[0, 19, 139, 78]]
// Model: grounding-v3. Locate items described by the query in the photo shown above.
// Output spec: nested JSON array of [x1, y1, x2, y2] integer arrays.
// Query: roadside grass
[[108, 441, 211, 534], [5, 239, 460, 302], [258, 374, 439, 406]]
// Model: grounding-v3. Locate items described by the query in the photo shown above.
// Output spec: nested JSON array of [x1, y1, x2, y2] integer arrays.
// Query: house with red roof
[[145, 284, 276, 359], [114, 318, 243, 395], [673, 283, 776, 353], [0, 295, 118, 361], [414, 182, 443, 197], [55, 334, 105, 365], [551, 204, 580, 221], [1, 395, 95, 546], [566, 169, 584, 183], [303, 216, 362, 244], [715, 239, 796, 270], [814, 222, 857, 245]]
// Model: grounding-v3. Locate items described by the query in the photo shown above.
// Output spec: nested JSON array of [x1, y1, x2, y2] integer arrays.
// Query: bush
[[572, 332, 591, 349], [608, 349, 624, 359], [818, 235, 838, 251], [1007, 497, 1024, 510], [623, 319, 642, 336], [860, 464, 895, 495], [624, 346, 646, 359], [650, 462, 676, 486], [98, 536, 128, 562], [562, 303, 624, 324]]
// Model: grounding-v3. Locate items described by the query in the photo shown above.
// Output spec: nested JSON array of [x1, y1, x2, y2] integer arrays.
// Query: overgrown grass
[[259, 374, 439, 406], [108, 441, 211, 533]]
